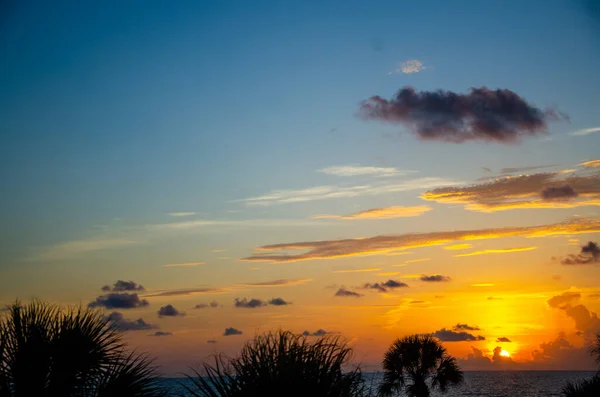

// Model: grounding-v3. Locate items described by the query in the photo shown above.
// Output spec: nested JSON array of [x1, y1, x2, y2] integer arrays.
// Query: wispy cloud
[[235, 177, 463, 207], [500, 165, 558, 174], [318, 165, 412, 177], [332, 268, 381, 273], [143, 288, 229, 298], [569, 126, 600, 136], [313, 205, 431, 220], [241, 279, 312, 287], [27, 238, 139, 262], [444, 244, 473, 251], [164, 262, 205, 267], [240, 218, 600, 263], [453, 246, 537, 257], [167, 212, 199, 217], [471, 283, 495, 287], [389, 60, 427, 74], [580, 160, 600, 168]]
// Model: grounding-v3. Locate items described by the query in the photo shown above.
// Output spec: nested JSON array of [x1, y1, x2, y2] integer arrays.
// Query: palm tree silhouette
[[562, 333, 600, 396], [0, 300, 166, 397], [379, 334, 463, 397]]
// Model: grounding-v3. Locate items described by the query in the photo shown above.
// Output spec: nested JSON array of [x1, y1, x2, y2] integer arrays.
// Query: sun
[[499, 349, 510, 357]]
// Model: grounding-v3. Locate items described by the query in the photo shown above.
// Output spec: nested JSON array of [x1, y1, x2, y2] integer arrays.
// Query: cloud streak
[[143, 287, 228, 298], [241, 279, 312, 287], [164, 262, 205, 267], [359, 86, 566, 143], [318, 165, 411, 177], [569, 126, 600, 136], [453, 246, 537, 257], [313, 205, 432, 220]]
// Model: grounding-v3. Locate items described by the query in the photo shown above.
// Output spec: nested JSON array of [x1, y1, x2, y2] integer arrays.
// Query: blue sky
[[1, 0, 600, 373]]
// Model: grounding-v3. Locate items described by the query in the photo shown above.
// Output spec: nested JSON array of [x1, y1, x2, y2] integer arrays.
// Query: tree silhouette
[[0, 300, 165, 397], [379, 335, 463, 397], [562, 333, 600, 397]]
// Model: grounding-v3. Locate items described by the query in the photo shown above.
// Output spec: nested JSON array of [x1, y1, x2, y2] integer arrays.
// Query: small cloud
[[482, 167, 493, 173], [431, 328, 485, 342], [194, 300, 219, 309], [363, 280, 409, 293], [409, 300, 425, 304], [389, 59, 427, 74], [168, 212, 198, 217], [207, 339, 218, 344], [420, 275, 451, 282], [143, 287, 227, 297], [580, 160, 600, 168], [101, 280, 145, 292], [334, 288, 363, 298], [496, 337, 512, 342], [332, 268, 381, 274], [547, 291, 580, 309], [471, 283, 495, 287], [268, 297, 291, 306], [318, 165, 409, 177], [405, 258, 431, 263], [444, 244, 473, 251], [454, 247, 537, 257], [569, 126, 600, 136], [212, 249, 225, 253], [105, 312, 157, 331], [313, 205, 431, 220], [560, 241, 600, 265], [500, 165, 558, 174], [302, 329, 328, 337], [223, 327, 242, 336], [164, 262, 205, 267], [487, 296, 503, 300], [149, 331, 172, 337], [541, 185, 578, 201], [88, 293, 149, 309], [453, 323, 481, 331], [157, 304, 184, 317], [242, 279, 312, 287], [234, 298, 266, 308], [552, 275, 562, 281]]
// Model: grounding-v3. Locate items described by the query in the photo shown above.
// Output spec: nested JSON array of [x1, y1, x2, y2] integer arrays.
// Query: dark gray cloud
[[497, 337, 512, 342], [102, 280, 145, 292], [157, 304, 184, 317], [359, 86, 566, 143], [431, 328, 485, 342], [223, 327, 242, 336], [547, 291, 580, 308], [363, 279, 409, 293], [234, 298, 266, 308], [105, 311, 157, 331], [207, 340, 218, 344], [268, 297, 291, 306], [420, 275, 451, 282], [194, 300, 219, 309], [453, 323, 481, 331], [149, 331, 172, 337], [541, 185, 578, 201], [88, 293, 149, 309], [334, 288, 363, 298], [560, 241, 600, 265], [302, 329, 328, 337]]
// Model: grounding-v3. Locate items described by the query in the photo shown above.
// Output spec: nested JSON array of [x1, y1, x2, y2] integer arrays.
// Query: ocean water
[[159, 371, 597, 396]]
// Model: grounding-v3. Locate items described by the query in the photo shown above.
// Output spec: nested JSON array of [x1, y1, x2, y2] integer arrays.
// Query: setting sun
[[500, 350, 511, 358]]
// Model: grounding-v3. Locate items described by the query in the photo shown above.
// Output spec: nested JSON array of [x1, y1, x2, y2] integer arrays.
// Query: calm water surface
[[161, 371, 597, 397]]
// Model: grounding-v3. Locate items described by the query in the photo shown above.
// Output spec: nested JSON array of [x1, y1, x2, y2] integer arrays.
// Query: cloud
[[235, 177, 464, 207], [453, 323, 481, 331], [560, 241, 600, 265], [580, 160, 600, 168], [444, 244, 473, 250], [422, 172, 600, 212], [164, 262, 205, 267], [318, 165, 411, 177], [420, 275, 451, 282], [334, 288, 363, 298], [548, 291, 600, 336], [242, 279, 312, 287], [363, 280, 409, 292], [389, 60, 427, 74], [541, 185, 578, 201], [88, 293, 149, 309], [313, 205, 432, 220], [157, 304, 184, 317], [240, 218, 600, 263], [149, 331, 172, 337], [105, 312, 157, 331], [167, 212, 198, 217], [496, 337, 512, 342], [302, 329, 328, 337], [27, 238, 139, 262], [569, 126, 600, 136], [143, 288, 228, 297], [471, 283, 494, 287], [332, 268, 381, 273], [500, 165, 558, 174], [234, 298, 266, 308], [207, 340, 218, 344], [194, 300, 219, 309], [359, 86, 566, 143], [223, 327, 242, 336], [487, 296, 503, 300], [431, 328, 485, 342], [101, 280, 145, 292], [547, 291, 581, 308], [454, 246, 537, 257], [268, 298, 291, 306]]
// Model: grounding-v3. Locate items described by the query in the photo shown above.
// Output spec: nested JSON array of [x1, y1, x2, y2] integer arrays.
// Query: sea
[[159, 371, 597, 397]]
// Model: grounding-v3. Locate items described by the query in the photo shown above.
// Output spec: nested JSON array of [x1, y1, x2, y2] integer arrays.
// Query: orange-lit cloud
[[580, 160, 600, 168], [471, 283, 495, 287], [405, 258, 431, 263], [241, 279, 312, 287], [240, 218, 600, 263], [422, 172, 600, 212], [453, 246, 537, 257], [444, 244, 473, 250], [377, 271, 400, 276], [332, 268, 381, 273], [164, 262, 205, 267], [312, 205, 432, 220]]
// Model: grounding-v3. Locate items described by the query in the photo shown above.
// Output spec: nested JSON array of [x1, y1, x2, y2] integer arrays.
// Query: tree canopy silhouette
[[562, 333, 600, 397]]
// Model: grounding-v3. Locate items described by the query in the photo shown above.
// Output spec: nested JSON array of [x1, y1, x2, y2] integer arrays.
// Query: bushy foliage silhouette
[[562, 333, 600, 397], [182, 330, 364, 397], [0, 300, 166, 397]]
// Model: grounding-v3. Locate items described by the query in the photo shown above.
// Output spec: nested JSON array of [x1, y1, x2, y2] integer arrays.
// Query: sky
[[1, 0, 600, 375]]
